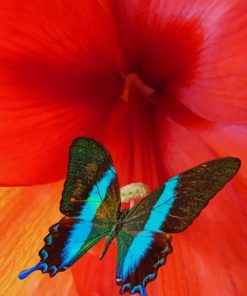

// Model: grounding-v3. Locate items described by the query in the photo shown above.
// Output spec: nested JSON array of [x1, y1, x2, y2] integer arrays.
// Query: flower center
[[120, 182, 150, 203], [121, 73, 154, 103]]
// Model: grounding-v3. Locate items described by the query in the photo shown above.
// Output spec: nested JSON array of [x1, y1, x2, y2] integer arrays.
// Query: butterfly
[[19, 137, 241, 296]]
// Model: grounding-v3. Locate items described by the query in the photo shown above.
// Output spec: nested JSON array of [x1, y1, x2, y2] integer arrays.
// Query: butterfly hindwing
[[116, 157, 240, 295], [116, 230, 172, 296], [19, 217, 111, 279]]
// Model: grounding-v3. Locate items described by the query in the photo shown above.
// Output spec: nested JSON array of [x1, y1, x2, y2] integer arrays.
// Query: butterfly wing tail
[[19, 217, 110, 279], [116, 231, 173, 296], [19, 262, 48, 280]]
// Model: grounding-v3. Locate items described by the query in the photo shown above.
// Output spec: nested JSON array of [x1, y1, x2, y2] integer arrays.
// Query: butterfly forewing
[[124, 157, 240, 233], [161, 157, 241, 232], [60, 137, 121, 221]]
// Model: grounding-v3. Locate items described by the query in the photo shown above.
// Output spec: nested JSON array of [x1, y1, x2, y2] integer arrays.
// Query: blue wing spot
[[45, 235, 52, 245], [120, 283, 131, 294], [40, 263, 48, 273], [143, 273, 156, 286], [52, 224, 59, 233], [50, 266, 57, 276], [39, 249, 48, 261], [154, 258, 164, 268], [132, 285, 147, 296]]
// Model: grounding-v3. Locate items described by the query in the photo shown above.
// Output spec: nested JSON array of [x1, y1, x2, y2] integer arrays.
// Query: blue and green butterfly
[[19, 137, 241, 296]]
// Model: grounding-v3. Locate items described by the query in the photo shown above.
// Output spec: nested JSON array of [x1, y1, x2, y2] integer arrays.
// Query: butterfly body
[[100, 209, 129, 260], [19, 137, 241, 296]]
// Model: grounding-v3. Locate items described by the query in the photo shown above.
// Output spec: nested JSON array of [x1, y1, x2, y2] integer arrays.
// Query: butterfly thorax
[[99, 209, 129, 260], [116, 209, 129, 232]]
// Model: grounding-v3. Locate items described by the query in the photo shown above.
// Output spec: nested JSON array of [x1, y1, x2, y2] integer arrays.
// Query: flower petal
[[153, 115, 217, 177], [107, 0, 204, 88], [179, 0, 247, 123], [0, 0, 124, 185], [105, 88, 160, 189], [107, 0, 247, 123], [72, 243, 120, 296], [0, 183, 78, 296], [198, 124, 247, 180]]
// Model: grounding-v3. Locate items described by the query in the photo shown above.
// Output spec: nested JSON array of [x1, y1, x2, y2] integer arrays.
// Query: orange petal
[[0, 183, 78, 296]]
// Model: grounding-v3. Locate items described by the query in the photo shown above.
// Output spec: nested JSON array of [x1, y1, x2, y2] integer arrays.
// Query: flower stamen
[[121, 73, 154, 102], [120, 182, 150, 203]]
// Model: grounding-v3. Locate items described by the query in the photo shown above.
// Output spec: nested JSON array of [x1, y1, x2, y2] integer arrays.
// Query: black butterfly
[[19, 137, 241, 296]]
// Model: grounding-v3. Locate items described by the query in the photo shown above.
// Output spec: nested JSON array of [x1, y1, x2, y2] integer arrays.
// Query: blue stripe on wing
[[19, 167, 116, 280], [63, 166, 116, 265], [117, 232, 173, 296], [18, 220, 94, 279], [56, 166, 117, 267], [122, 232, 153, 281], [144, 175, 179, 231], [61, 220, 92, 266], [76, 165, 116, 220], [120, 176, 179, 280]]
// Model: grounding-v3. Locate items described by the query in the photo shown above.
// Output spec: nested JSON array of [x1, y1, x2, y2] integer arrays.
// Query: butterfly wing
[[116, 157, 240, 295], [124, 157, 240, 233], [61, 137, 121, 221], [116, 230, 172, 296], [19, 137, 121, 279], [19, 217, 111, 279]]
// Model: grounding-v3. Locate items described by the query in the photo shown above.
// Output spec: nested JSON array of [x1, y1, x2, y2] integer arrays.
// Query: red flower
[[0, 0, 246, 295]]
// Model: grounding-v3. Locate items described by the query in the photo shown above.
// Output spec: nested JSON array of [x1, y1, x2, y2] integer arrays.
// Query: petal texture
[[178, 0, 247, 123], [0, 182, 78, 296], [107, 0, 247, 123], [0, 0, 124, 185]]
